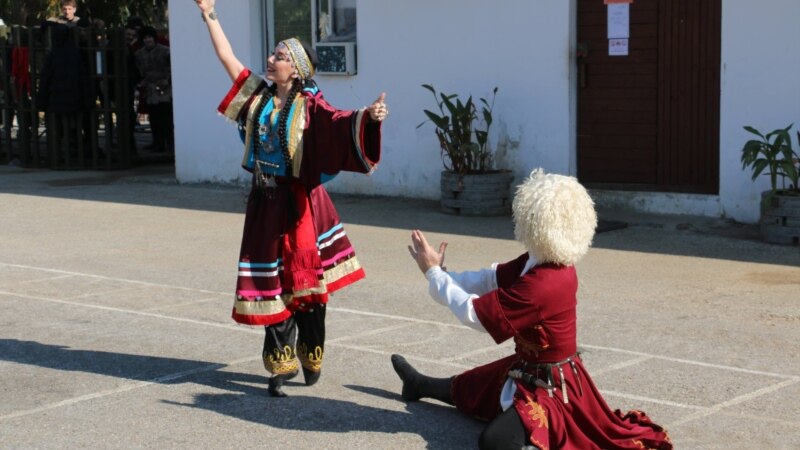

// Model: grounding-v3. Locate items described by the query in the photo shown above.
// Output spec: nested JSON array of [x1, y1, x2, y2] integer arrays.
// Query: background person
[[134, 26, 172, 153], [36, 23, 93, 161], [49, 0, 89, 28], [194, 0, 388, 397]]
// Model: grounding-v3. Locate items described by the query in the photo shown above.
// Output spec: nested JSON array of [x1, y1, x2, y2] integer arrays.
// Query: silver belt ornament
[[507, 355, 583, 404]]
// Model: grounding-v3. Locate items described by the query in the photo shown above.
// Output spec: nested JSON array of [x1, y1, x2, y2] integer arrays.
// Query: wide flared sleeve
[[216, 68, 267, 122], [302, 93, 382, 178]]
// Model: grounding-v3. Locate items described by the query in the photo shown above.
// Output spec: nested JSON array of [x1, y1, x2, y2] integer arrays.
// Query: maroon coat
[[452, 253, 672, 450]]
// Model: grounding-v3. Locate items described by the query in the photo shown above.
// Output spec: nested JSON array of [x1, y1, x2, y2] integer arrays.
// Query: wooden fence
[[0, 25, 136, 169]]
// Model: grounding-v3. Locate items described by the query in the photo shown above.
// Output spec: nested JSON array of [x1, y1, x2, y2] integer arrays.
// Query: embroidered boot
[[391, 354, 454, 405], [267, 370, 298, 398], [302, 367, 321, 386]]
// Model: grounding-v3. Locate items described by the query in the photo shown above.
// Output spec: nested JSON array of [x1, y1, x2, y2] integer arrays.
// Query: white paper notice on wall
[[607, 3, 630, 39], [609, 38, 629, 56]]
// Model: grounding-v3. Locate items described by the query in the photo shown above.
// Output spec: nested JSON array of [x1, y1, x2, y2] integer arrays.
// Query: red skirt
[[231, 183, 364, 325], [452, 354, 673, 450]]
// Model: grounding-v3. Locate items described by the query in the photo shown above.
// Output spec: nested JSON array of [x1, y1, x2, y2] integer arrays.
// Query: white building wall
[[170, 1, 264, 185], [169, 0, 575, 196], [169, 0, 800, 224], [718, 0, 800, 223]]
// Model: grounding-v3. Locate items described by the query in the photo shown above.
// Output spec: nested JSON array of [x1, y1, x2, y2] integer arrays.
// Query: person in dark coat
[[134, 26, 173, 152], [36, 23, 93, 156]]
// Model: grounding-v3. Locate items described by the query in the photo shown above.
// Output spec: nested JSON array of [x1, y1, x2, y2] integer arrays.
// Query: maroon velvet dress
[[451, 253, 673, 450], [217, 69, 381, 326]]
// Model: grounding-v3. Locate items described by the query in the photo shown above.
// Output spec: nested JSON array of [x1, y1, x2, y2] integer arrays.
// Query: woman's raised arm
[[195, 0, 245, 82]]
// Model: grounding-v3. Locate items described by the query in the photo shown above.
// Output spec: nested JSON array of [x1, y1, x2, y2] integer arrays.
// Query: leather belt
[[507, 354, 583, 404]]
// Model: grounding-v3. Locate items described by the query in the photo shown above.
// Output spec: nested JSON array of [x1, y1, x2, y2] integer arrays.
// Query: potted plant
[[740, 124, 800, 245], [418, 84, 513, 216]]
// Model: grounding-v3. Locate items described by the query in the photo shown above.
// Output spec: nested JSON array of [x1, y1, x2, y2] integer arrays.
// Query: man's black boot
[[391, 354, 454, 405]]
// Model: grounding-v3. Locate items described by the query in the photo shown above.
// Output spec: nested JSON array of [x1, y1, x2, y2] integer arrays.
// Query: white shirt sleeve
[[425, 266, 490, 332], [447, 264, 499, 296]]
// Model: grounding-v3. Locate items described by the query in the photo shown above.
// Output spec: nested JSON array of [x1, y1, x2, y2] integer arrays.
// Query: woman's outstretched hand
[[408, 229, 447, 274], [367, 92, 389, 122]]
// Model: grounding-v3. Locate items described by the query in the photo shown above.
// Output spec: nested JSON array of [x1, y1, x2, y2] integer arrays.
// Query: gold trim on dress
[[224, 73, 264, 121], [323, 256, 362, 284], [241, 92, 266, 168], [292, 278, 328, 298], [233, 297, 288, 317], [287, 95, 307, 178]]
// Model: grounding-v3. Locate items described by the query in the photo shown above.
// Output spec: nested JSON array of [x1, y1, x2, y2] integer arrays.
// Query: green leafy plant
[[741, 124, 800, 198], [417, 84, 498, 176]]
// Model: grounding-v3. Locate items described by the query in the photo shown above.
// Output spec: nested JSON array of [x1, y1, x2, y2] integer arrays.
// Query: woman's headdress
[[280, 38, 315, 80]]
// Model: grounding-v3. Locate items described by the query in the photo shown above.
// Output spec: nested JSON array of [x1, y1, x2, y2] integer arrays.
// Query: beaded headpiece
[[280, 38, 315, 80]]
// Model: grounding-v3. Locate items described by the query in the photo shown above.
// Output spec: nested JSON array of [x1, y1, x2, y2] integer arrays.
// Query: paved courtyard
[[1, 165, 798, 449]]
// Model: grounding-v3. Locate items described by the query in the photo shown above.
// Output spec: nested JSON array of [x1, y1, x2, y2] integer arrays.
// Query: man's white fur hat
[[512, 169, 597, 266]]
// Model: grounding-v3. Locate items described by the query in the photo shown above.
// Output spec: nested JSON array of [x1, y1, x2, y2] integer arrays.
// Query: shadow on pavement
[[2, 165, 798, 266], [1, 339, 479, 449]]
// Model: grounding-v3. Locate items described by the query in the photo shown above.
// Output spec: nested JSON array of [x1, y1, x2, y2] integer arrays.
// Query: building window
[[264, 0, 312, 52], [315, 0, 356, 43], [263, 0, 357, 75]]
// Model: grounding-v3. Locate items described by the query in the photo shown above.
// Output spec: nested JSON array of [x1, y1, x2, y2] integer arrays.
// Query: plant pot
[[440, 170, 513, 216], [760, 190, 800, 246]]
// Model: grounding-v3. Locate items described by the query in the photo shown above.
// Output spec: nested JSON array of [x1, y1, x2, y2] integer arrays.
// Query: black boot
[[302, 366, 321, 386], [391, 354, 454, 405], [267, 370, 298, 398]]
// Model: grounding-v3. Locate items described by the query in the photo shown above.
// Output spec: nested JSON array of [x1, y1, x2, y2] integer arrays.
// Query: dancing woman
[[195, 0, 388, 397]]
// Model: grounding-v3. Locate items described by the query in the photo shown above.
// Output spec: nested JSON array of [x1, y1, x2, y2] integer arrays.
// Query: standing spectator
[[123, 24, 142, 153], [36, 23, 93, 159], [10, 26, 32, 151], [49, 0, 89, 28], [134, 26, 172, 152]]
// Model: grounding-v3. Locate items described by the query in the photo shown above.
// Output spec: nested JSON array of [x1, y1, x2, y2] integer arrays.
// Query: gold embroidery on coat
[[530, 437, 549, 450], [263, 345, 298, 375], [298, 343, 323, 372], [516, 335, 549, 357], [525, 395, 549, 429]]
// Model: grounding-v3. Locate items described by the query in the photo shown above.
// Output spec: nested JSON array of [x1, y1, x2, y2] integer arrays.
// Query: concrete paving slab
[[1, 164, 799, 449]]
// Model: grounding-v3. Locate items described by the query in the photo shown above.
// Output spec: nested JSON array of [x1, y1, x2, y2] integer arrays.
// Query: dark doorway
[[577, 0, 721, 194]]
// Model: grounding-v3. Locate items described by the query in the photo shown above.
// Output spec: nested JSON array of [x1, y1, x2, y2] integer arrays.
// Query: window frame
[[261, 0, 357, 75]]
